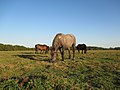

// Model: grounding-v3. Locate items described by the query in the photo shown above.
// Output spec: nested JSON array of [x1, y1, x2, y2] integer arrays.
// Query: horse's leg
[[36, 49, 38, 54], [82, 50, 83, 54], [85, 49, 87, 54], [59, 48, 62, 55], [59, 47, 65, 61], [84, 50, 86, 54], [59, 48, 63, 60], [72, 44, 75, 60], [45, 50, 47, 54], [45, 49, 48, 54], [61, 47, 64, 61], [40, 50, 42, 54], [68, 48, 71, 59]]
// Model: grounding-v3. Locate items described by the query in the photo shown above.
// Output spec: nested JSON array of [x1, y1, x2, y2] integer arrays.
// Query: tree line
[[0, 43, 34, 51], [0, 43, 119, 51], [87, 46, 120, 50]]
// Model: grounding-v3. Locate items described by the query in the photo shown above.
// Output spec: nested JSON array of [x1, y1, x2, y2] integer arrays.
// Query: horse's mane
[[52, 33, 63, 47], [54, 33, 63, 38]]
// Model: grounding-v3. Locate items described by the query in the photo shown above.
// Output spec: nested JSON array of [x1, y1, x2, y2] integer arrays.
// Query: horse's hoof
[[62, 59, 64, 61]]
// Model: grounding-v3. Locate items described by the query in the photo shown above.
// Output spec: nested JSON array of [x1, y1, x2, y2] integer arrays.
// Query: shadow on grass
[[17, 54, 36, 60], [15, 52, 50, 62], [21, 52, 35, 54]]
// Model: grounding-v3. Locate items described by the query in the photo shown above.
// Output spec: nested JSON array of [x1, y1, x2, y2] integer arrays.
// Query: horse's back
[[35, 44, 49, 50], [77, 44, 86, 50], [65, 34, 76, 45], [52, 33, 76, 49], [60, 34, 76, 48]]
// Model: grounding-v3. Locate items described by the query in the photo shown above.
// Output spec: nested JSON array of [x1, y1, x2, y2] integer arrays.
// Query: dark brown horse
[[51, 33, 76, 61], [76, 44, 87, 54], [35, 44, 49, 54]]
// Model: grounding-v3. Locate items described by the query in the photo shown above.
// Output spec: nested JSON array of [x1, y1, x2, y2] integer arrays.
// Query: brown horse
[[51, 33, 76, 61], [76, 44, 87, 54], [35, 44, 49, 54]]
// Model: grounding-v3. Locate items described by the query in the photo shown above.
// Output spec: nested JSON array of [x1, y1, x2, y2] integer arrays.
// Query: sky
[[0, 0, 120, 48]]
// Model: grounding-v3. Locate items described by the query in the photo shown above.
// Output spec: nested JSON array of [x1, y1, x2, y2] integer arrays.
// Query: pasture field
[[0, 50, 120, 90]]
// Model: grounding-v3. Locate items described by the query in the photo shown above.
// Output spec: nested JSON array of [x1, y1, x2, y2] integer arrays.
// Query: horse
[[51, 33, 76, 62], [76, 44, 87, 54], [35, 44, 49, 54]]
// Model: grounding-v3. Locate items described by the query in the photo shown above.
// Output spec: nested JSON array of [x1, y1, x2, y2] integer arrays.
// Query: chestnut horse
[[76, 44, 87, 54], [35, 44, 49, 54], [51, 33, 76, 61]]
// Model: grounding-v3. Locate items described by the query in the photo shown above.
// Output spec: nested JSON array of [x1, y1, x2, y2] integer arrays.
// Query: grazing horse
[[76, 44, 87, 54], [35, 44, 49, 54], [51, 33, 76, 61]]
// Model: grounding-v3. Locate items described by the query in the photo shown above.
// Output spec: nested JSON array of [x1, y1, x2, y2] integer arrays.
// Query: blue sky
[[0, 0, 120, 48]]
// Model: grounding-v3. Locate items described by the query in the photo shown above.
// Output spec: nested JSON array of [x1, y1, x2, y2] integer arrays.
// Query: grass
[[0, 50, 120, 90]]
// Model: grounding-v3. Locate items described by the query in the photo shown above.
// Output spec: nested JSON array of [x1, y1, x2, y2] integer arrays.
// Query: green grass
[[0, 50, 120, 90]]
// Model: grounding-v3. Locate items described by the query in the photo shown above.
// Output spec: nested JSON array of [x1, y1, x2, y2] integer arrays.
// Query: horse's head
[[50, 47, 58, 62]]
